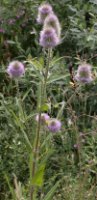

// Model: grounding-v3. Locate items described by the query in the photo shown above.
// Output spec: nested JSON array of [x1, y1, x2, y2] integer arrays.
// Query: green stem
[[42, 48, 52, 103], [15, 79, 20, 98], [30, 48, 52, 200], [30, 109, 41, 200]]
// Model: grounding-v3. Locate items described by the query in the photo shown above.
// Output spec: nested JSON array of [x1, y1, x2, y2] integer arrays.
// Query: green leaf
[[32, 164, 45, 187], [25, 113, 36, 122], [50, 56, 66, 68], [7, 109, 32, 150], [22, 87, 32, 101], [41, 103, 51, 112], [47, 74, 69, 84], [7, 40, 16, 44], [43, 181, 60, 200], [4, 174, 16, 200], [57, 101, 66, 119]]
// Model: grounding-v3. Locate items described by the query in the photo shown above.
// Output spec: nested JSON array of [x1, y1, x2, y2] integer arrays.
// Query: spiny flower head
[[35, 113, 50, 124], [37, 3, 53, 24], [40, 27, 59, 48], [44, 13, 61, 38], [47, 118, 61, 133], [7, 61, 25, 78], [75, 63, 93, 83]]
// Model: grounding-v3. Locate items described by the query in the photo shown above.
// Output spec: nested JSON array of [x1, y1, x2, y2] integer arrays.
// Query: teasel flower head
[[44, 13, 61, 38], [37, 3, 53, 24], [75, 63, 93, 83], [35, 113, 50, 124], [47, 118, 61, 133], [7, 61, 25, 78], [39, 26, 60, 48]]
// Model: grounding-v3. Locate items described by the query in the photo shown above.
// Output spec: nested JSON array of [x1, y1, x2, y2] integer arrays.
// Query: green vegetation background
[[0, 0, 97, 199]]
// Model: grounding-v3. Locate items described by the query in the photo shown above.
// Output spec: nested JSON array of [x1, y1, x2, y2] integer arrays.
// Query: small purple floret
[[39, 4, 52, 14], [7, 61, 25, 78], [40, 27, 59, 48], [37, 3, 53, 24], [35, 113, 50, 124], [47, 118, 61, 133], [75, 63, 93, 83], [44, 13, 61, 37]]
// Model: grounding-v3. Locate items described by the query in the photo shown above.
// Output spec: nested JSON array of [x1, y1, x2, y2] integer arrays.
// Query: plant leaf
[[43, 181, 60, 200], [32, 164, 45, 187]]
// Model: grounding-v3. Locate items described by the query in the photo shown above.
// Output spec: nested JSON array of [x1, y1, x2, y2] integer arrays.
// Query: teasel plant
[[29, 4, 62, 199], [5, 3, 63, 200]]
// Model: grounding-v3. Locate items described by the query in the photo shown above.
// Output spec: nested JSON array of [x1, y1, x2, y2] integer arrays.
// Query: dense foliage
[[0, 0, 97, 199]]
